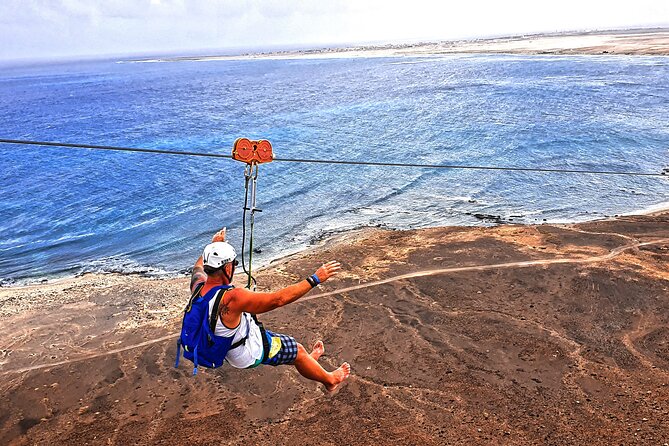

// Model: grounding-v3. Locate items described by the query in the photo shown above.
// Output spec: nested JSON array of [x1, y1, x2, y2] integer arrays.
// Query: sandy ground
[[1, 211, 668, 445], [384, 29, 669, 57], [127, 29, 669, 63]]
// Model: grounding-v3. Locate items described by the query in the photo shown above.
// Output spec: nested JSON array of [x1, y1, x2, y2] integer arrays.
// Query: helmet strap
[[222, 263, 235, 284]]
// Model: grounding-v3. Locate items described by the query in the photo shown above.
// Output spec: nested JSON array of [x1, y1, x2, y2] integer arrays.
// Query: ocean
[[0, 54, 668, 285]]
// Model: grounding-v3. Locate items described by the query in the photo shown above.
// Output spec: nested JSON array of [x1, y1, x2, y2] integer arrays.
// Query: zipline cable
[[0, 138, 235, 159], [0, 138, 667, 178]]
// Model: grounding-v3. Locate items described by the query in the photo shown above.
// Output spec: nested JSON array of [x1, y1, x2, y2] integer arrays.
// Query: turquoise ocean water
[[0, 54, 667, 284]]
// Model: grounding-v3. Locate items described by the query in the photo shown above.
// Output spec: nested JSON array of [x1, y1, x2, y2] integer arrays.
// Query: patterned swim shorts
[[262, 329, 298, 366]]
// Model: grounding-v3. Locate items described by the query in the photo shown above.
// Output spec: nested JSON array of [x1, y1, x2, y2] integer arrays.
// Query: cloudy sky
[[1, 0, 668, 61]]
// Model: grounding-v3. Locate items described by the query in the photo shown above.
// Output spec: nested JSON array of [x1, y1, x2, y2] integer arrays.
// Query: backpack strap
[[184, 281, 206, 313], [207, 287, 256, 352], [209, 288, 230, 334], [176, 281, 206, 369]]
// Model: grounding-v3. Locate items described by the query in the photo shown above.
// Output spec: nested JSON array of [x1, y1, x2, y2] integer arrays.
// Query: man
[[189, 228, 351, 392]]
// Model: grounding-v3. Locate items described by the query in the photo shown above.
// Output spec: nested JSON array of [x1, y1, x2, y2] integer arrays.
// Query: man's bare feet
[[310, 340, 325, 361], [325, 362, 351, 392]]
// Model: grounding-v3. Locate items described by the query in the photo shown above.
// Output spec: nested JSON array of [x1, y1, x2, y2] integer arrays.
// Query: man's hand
[[314, 261, 341, 283], [212, 227, 226, 243]]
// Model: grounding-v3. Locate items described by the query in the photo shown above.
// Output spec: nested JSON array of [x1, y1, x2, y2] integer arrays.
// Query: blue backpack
[[174, 283, 248, 375]]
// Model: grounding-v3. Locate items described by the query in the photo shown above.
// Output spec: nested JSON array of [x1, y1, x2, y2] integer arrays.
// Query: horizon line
[[2, 25, 668, 66]]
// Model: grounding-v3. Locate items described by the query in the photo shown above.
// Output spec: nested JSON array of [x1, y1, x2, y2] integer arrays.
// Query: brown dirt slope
[[1, 212, 668, 445]]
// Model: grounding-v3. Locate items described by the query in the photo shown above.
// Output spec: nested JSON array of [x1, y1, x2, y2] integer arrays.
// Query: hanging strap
[[174, 339, 182, 368]]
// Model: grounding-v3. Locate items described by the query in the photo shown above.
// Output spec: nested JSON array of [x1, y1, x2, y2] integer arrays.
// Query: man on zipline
[[188, 228, 351, 391]]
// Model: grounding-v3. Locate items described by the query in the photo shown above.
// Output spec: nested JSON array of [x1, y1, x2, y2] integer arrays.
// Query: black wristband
[[306, 276, 317, 288]]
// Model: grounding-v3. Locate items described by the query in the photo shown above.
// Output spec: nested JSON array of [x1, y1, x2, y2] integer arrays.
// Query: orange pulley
[[232, 138, 274, 165]]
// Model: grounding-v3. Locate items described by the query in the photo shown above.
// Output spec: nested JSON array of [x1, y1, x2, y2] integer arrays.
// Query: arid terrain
[[1, 211, 668, 445], [127, 28, 669, 63], [340, 28, 669, 57]]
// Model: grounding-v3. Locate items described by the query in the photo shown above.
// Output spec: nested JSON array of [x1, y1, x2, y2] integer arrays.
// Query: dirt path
[[303, 237, 669, 301], [3, 237, 665, 377]]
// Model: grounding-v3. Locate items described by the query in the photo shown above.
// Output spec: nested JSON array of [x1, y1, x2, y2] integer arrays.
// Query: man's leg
[[293, 343, 350, 392]]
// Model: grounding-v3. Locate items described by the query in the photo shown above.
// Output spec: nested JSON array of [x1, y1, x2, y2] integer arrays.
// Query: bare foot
[[310, 341, 325, 360], [325, 362, 351, 392]]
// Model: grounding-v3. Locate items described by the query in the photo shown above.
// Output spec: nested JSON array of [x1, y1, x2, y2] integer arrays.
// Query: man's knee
[[295, 343, 311, 360]]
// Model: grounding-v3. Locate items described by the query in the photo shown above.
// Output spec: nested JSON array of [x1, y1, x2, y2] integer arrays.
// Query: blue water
[[1, 54, 668, 285]]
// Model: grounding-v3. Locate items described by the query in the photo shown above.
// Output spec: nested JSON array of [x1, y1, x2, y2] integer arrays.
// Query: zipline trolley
[[232, 138, 274, 289]]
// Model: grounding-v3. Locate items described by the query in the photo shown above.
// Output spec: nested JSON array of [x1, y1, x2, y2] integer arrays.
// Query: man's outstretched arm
[[190, 256, 206, 292], [229, 261, 341, 314]]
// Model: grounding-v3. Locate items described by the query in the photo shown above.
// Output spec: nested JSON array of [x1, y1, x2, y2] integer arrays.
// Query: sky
[[1, 0, 668, 61]]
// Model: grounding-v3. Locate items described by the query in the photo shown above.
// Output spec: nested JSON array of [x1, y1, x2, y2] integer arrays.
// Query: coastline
[[4, 202, 668, 290], [630, 200, 669, 216], [1, 210, 668, 444], [121, 28, 669, 64]]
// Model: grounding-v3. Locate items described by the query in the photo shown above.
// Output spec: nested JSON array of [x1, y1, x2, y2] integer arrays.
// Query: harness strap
[[250, 313, 270, 361], [259, 325, 270, 363], [229, 318, 251, 350]]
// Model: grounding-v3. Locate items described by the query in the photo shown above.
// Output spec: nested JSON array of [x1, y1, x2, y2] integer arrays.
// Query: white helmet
[[202, 242, 237, 268]]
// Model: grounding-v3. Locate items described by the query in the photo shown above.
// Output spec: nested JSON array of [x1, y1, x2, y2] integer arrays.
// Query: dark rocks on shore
[[466, 212, 523, 224]]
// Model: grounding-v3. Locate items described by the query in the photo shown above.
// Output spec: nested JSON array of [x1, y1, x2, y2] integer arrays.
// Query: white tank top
[[208, 296, 264, 369]]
